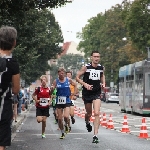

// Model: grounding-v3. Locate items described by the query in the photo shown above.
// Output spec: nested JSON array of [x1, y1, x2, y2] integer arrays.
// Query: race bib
[[89, 70, 100, 80], [40, 98, 49, 106], [57, 96, 66, 104]]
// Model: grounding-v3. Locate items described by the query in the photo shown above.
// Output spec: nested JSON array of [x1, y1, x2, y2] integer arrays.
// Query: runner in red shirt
[[32, 75, 51, 138]]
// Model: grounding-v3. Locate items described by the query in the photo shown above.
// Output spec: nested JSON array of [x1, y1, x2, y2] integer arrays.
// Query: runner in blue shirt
[[51, 68, 77, 139]]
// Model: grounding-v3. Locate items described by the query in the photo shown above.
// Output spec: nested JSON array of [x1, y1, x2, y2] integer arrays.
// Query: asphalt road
[[8, 100, 150, 150]]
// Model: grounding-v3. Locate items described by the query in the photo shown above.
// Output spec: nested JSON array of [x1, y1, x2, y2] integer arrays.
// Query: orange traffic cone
[[120, 115, 130, 133], [101, 113, 107, 127], [74, 106, 78, 115], [77, 108, 81, 117], [107, 114, 114, 129], [81, 108, 85, 118], [138, 117, 149, 138]]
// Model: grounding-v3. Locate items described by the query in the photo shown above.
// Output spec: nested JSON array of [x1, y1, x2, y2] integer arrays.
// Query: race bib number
[[40, 98, 49, 106], [89, 70, 100, 80], [57, 96, 66, 104]]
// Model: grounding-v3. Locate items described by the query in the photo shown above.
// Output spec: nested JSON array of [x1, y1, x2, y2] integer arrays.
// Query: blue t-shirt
[[56, 77, 71, 104]]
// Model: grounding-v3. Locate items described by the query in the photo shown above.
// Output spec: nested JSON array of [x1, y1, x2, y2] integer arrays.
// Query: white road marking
[[32, 133, 90, 136], [130, 131, 140, 133]]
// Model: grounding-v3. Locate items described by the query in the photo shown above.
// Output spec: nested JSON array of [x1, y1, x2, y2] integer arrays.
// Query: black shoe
[[71, 117, 75, 124], [92, 136, 99, 144], [64, 125, 69, 133], [69, 127, 71, 132], [86, 123, 92, 132], [60, 133, 65, 139]]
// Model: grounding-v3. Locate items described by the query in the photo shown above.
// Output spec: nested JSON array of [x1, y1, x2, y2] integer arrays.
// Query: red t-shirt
[[35, 86, 51, 108]]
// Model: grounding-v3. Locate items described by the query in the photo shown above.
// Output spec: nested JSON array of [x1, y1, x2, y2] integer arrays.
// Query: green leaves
[[50, 54, 84, 80], [77, 2, 147, 85], [124, 0, 150, 51], [0, 5, 64, 85]]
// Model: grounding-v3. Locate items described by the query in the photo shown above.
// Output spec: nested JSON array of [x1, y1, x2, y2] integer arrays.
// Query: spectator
[[0, 26, 20, 150], [17, 89, 24, 115], [20, 87, 25, 111], [12, 94, 19, 122]]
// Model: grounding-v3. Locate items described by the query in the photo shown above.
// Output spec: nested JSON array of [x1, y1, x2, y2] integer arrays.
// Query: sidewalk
[[11, 108, 29, 133]]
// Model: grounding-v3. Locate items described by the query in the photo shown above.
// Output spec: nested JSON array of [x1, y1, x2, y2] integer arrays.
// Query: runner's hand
[[36, 100, 40, 103], [48, 102, 51, 106], [84, 83, 93, 90], [73, 95, 77, 100], [101, 84, 105, 89]]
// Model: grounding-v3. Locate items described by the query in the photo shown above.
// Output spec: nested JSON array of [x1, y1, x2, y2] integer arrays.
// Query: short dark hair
[[90, 50, 100, 56], [0, 26, 17, 50], [66, 71, 72, 75]]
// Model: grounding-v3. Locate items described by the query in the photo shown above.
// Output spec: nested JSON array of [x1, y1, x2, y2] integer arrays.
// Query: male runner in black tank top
[[76, 50, 105, 144]]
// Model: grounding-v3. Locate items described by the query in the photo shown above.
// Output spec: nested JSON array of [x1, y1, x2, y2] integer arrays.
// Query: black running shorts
[[82, 94, 101, 104], [56, 103, 71, 109], [36, 107, 50, 117]]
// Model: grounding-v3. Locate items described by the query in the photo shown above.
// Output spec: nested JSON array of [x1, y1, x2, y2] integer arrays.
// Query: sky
[[52, 0, 124, 44]]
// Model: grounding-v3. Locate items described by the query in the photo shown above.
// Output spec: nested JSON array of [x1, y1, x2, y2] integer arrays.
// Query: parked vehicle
[[101, 92, 106, 102], [105, 93, 119, 104], [119, 57, 150, 115]]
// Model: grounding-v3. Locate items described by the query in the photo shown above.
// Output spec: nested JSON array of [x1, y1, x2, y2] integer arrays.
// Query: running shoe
[[92, 136, 99, 144], [71, 117, 75, 124], [42, 134, 46, 138], [54, 120, 57, 124], [60, 133, 65, 139], [86, 123, 92, 132], [64, 125, 69, 133], [69, 127, 71, 132]]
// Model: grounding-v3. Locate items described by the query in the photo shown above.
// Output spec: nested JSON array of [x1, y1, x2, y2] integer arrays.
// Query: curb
[[11, 114, 27, 133]]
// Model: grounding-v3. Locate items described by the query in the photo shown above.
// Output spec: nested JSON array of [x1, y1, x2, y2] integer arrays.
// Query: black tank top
[[82, 63, 104, 96]]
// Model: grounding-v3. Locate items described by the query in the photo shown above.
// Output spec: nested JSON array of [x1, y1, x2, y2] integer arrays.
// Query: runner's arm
[[101, 67, 105, 88], [76, 66, 87, 86], [51, 79, 56, 95], [68, 78, 77, 95], [32, 90, 40, 103], [12, 74, 20, 95]]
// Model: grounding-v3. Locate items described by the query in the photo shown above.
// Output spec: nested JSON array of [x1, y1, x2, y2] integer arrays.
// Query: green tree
[[1, 9, 63, 84], [50, 54, 84, 80], [77, 3, 146, 85], [124, 0, 150, 51], [0, 0, 72, 85]]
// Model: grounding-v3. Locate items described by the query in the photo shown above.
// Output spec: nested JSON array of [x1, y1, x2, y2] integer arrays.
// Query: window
[[145, 73, 150, 96]]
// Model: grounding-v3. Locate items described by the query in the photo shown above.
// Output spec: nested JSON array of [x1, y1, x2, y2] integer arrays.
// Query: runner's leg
[[57, 108, 65, 139], [42, 116, 47, 135], [85, 103, 92, 124], [57, 108, 64, 131], [70, 101, 75, 124], [92, 99, 101, 143], [85, 102, 92, 132], [64, 106, 70, 133], [37, 116, 43, 123], [93, 99, 100, 135]]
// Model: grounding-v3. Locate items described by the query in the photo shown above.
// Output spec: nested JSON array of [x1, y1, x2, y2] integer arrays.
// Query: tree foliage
[[77, 3, 147, 85], [50, 54, 84, 81], [0, 8, 63, 85], [0, 0, 73, 85], [0, 0, 72, 13], [123, 0, 150, 51]]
